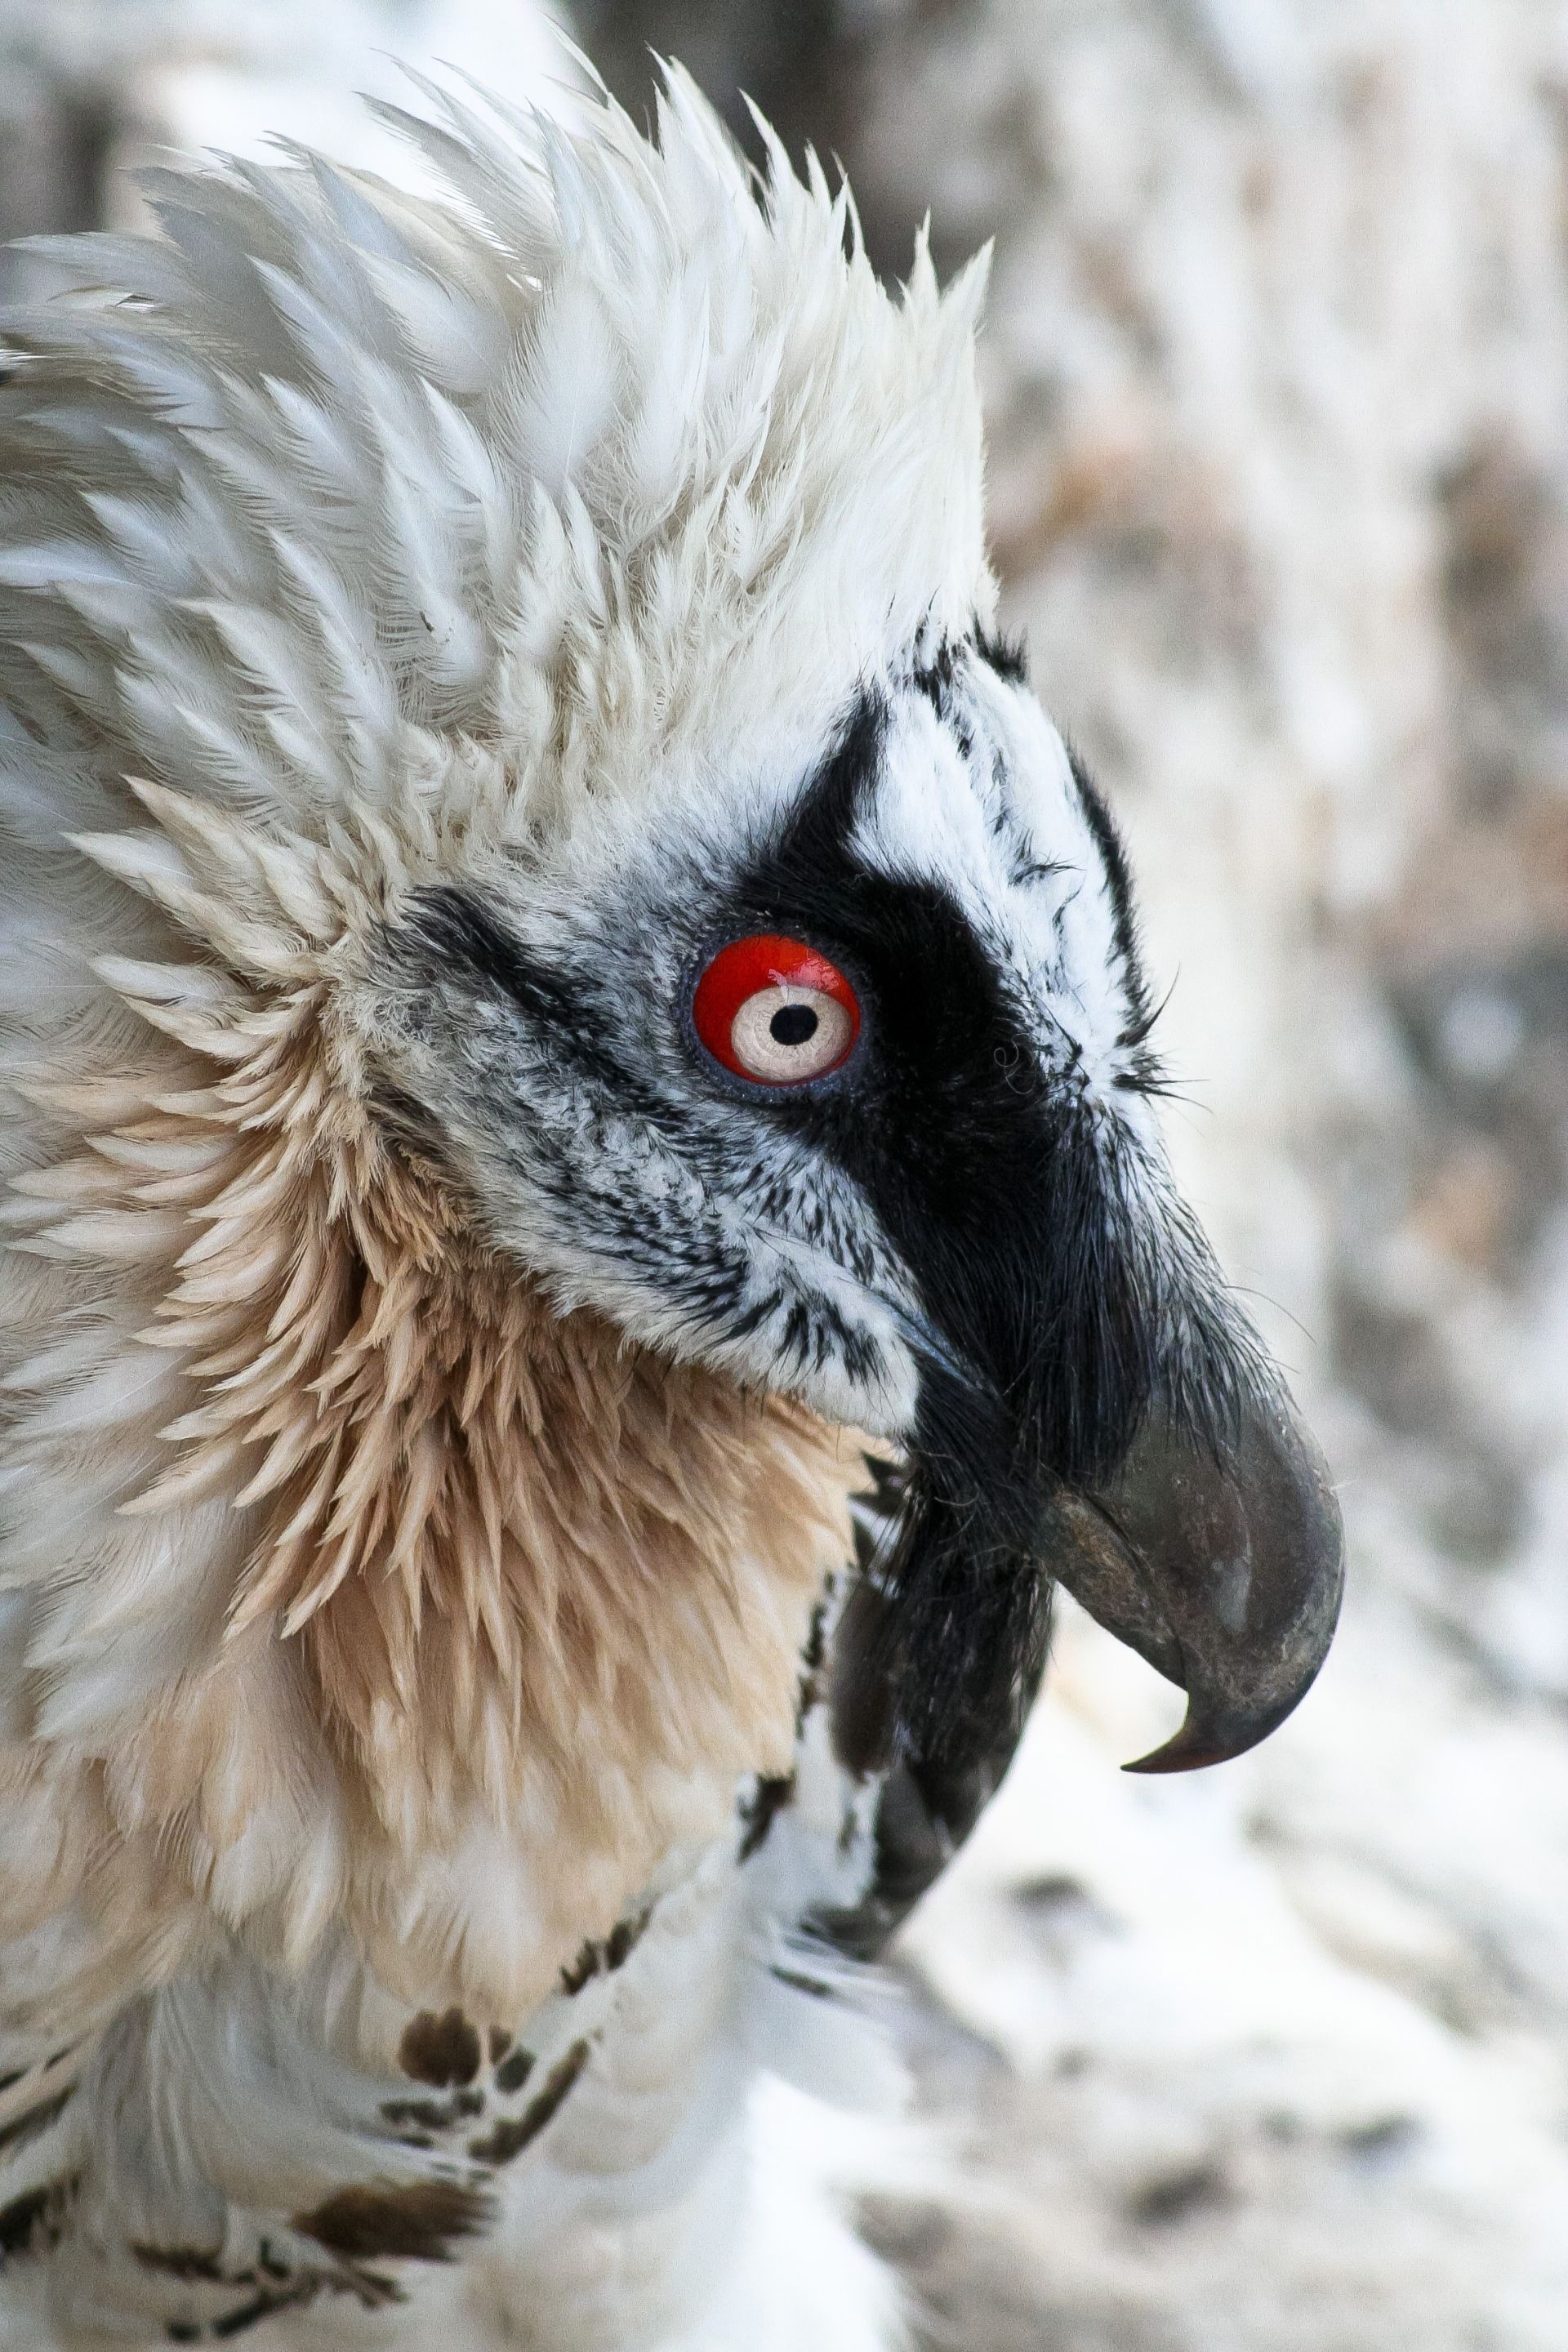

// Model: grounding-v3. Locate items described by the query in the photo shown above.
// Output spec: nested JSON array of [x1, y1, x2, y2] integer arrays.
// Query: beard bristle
[[833, 1447, 1054, 1782], [878, 1473, 1055, 1765]]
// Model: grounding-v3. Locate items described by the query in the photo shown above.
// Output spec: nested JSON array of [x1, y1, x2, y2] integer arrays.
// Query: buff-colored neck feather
[[1, 816, 857, 2026]]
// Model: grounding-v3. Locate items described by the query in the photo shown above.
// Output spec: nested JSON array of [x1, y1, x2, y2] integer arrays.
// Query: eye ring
[[692, 933, 862, 1087]]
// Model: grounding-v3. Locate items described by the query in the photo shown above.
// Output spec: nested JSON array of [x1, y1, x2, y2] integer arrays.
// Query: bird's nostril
[[769, 1005, 819, 1046]]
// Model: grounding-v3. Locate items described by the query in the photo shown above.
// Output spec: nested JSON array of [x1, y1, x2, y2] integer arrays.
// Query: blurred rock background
[[4, 1, 1566, 2343]]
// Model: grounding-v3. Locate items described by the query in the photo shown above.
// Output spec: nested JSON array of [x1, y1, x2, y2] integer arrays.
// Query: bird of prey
[[0, 58, 1343, 2352]]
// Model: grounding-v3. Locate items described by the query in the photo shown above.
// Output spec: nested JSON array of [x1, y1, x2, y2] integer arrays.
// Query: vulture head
[[317, 93, 1343, 1780], [365, 626, 1342, 1777], [0, 59, 1340, 1990]]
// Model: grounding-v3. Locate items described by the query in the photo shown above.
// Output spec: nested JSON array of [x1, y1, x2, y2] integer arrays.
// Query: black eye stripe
[[723, 680, 1162, 1463]]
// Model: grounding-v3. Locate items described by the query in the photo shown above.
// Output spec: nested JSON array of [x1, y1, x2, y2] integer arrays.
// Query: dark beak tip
[[1119, 1695, 1316, 1778], [1119, 1486, 1346, 1776], [1121, 1744, 1218, 1778], [1049, 1398, 1347, 1779]]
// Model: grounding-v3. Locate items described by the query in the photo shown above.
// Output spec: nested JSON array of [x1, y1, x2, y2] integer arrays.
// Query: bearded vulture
[[0, 56, 1343, 2352]]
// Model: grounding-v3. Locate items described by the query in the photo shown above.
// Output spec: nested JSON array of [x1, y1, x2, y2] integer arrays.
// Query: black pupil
[[769, 1002, 819, 1048]]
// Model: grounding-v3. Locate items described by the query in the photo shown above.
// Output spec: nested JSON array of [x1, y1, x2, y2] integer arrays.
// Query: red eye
[[692, 933, 861, 1085]]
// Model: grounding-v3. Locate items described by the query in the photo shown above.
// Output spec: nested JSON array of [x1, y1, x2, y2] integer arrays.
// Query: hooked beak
[[1043, 1379, 1343, 1772], [875, 1169, 1343, 1778]]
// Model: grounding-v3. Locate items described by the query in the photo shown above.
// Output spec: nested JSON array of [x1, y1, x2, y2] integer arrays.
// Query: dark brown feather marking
[[134, 2245, 228, 2283], [737, 1772, 795, 1863], [0, 2083, 74, 2154], [559, 1944, 599, 1998], [559, 1906, 651, 1995], [468, 2039, 590, 2164], [293, 2180, 488, 2264], [493, 2044, 536, 2096], [605, 1912, 648, 1969], [378, 2091, 484, 2132], [398, 2009, 481, 2087], [166, 2276, 322, 2341], [795, 1588, 832, 1727], [0, 2176, 74, 2265], [207, 2288, 316, 2340], [772, 1965, 832, 2000]]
